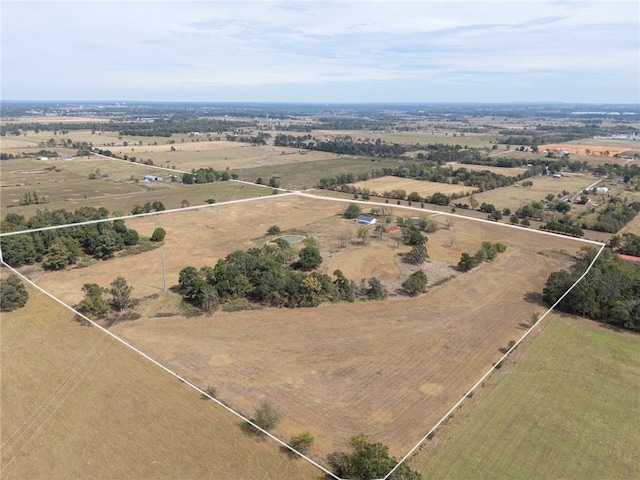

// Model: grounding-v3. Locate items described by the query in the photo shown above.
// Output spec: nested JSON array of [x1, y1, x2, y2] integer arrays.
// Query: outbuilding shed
[[384, 223, 398, 233], [143, 175, 163, 182], [355, 215, 378, 225]]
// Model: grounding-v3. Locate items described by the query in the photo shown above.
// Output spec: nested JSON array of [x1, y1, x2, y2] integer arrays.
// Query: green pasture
[[411, 314, 640, 480], [232, 156, 400, 190]]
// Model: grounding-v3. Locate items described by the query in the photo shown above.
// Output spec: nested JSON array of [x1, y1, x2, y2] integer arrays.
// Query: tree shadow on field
[[240, 421, 267, 441], [523, 291, 544, 305]]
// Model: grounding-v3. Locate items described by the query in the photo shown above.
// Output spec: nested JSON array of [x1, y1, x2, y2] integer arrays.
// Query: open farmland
[[0, 156, 270, 217], [109, 142, 347, 173], [445, 162, 527, 176], [0, 275, 320, 480], [458, 174, 599, 213], [540, 143, 640, 157], [351, 176, 476, 198], [24, 194, 588, 464], [411, 313, 640, 480]]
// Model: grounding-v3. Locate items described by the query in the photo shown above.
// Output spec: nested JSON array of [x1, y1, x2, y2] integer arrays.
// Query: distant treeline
[[1, 118, 256, 138]]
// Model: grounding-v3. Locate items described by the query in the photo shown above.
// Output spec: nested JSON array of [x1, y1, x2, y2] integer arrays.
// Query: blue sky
[[2, 1, 639, 103]]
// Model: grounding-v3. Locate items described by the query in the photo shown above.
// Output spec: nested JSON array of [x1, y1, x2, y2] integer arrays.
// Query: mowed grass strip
[[411, 314, 640, 480], [0, 276, 321, 480]]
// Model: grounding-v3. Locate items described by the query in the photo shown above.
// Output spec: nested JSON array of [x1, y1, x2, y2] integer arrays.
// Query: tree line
[[543, 247, 640, 332], [0, 207, 153, 269]]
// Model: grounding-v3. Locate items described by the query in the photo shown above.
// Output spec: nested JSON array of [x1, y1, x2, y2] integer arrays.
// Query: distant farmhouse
[[143, 175, 163, 182], [355, 215, 378, 225]]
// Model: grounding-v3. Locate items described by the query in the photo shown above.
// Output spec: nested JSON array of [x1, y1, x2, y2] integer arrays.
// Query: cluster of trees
[[543, 248, 640, 331], [328, 433, 422, 480], [76, 277, 135, 318], [226, 132, 270, 145], [177, 242, 390, 312], [182, 167, 231, 184], [275, 134, 409, 157], [131, 201, 165, 215], [0, 207, 140, 268], [611, 233, 640, 256], [541, 220, 584, 237], [591, 198, 640, 233], [0, 275, 29, 312], [19, 191, 47, 206], [458, 242, 507, 272]]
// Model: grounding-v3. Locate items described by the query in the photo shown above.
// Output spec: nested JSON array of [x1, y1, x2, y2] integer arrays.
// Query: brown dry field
[[619, 212, 640, 235], [0, 272, 320, 479], [351, 176, 475, 198], [24, 194, 589, 463], [540, 143, 640, 157], [445, 162, 527, 176]]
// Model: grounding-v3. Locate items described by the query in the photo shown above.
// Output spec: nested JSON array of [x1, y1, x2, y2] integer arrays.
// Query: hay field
[[446, 162, 527, 176], [541, 143, 640, 157], [459, 174, 598, 212], [27, 195, 587, 462], [352, 177, 475, 198], [0, 275, 320, 479], [109, 142, 343, 172], [411, 313, 640, 480]]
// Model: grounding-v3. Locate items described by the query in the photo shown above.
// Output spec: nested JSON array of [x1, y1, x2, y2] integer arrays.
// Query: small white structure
[[36, 156, 49, 161], [596, 187, 609, 194], [552, 173, 562, 178], [355, 215, 378, 225], [143, 175, 163, 182]]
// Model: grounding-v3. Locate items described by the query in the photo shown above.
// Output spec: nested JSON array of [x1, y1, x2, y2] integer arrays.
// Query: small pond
[[276, 235, 305, 244]]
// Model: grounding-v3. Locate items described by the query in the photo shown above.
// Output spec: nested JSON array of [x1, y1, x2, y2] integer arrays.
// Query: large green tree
[[297, 245, 323, 271], [330, 433, 421, 480], [110, 277, 133, 312], [402, 270, 428, 296], [0, 275, 29, 312]]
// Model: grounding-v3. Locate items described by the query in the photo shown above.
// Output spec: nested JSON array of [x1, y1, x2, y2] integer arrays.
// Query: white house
[[143, 175, 163, 182], [595, 187, 609, 194]]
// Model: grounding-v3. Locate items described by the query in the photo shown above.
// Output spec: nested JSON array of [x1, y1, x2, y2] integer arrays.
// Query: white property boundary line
[[0, 261, 340, 480], [382, 242, 606, 480], [0, 190, 607, 480]]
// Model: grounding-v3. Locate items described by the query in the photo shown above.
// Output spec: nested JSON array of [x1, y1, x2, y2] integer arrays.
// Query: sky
[[1, 0, 639, 103]]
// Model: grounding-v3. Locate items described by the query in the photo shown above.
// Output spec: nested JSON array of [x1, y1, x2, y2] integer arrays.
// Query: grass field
[[0, 156, 272, 217], [410, 313, 640, 480], [23, 195, 587, 463], [351, 176, 475, 198], [0, 274, 320, 479], [457, 174, 599, 213], [445, 162, 527, 176]]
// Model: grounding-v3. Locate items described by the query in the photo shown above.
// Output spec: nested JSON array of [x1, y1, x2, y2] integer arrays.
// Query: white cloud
[[1, 1, 638, 102]]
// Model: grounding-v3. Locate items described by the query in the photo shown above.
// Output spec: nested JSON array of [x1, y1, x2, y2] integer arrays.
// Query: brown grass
[[23, 195, 587, 462], [540, 143, 640, 157], [352, 177, 475, 198], [0, 274, 320, 479]]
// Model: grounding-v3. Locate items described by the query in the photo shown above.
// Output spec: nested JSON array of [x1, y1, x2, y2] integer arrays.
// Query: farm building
[[36, 156, 49, 161], [143, 175, 163, 182], [355, 215, 378, 225], [383, 223, 398, 233], [595, 187, 609, 194], [617, 254, 640, 265], [552, 173, 562, 178]]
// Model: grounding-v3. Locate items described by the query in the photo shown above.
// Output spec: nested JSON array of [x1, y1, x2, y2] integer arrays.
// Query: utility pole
[[161, 248, 167, 291]]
